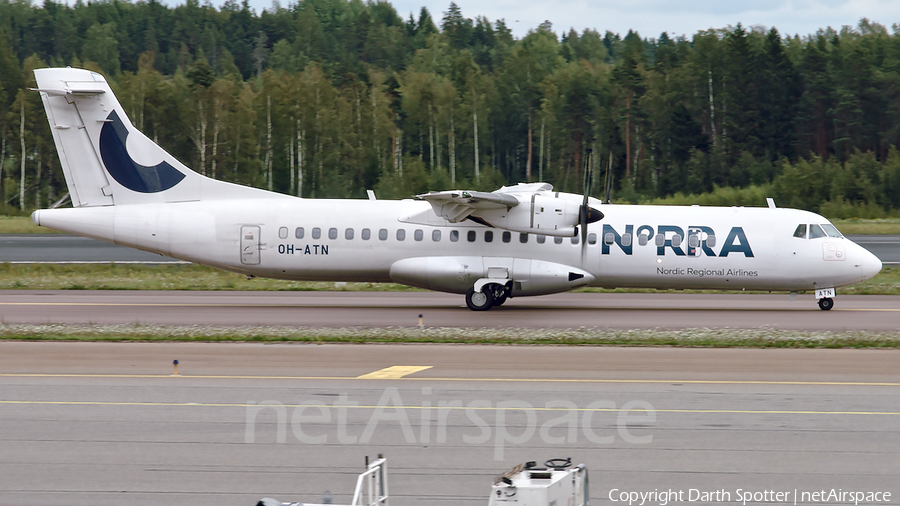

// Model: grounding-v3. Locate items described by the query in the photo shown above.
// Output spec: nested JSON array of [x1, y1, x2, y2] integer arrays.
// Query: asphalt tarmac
[[0, 343, 897, 506], [0, 234, 897, 264], [1, 290, 899, 331]]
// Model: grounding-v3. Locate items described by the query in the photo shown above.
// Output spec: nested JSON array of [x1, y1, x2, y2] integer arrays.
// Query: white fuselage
[[32, 193, 882, 295]]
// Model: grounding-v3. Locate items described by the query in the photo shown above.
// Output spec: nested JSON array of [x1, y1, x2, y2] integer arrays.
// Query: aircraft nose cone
[[860, 247, 882, 281]]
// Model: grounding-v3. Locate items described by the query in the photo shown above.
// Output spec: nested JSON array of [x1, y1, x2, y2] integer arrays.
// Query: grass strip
[[831, 218, 900, 235], [1, 324, 899, 348], [0, 216, 62, 234], [1, 263, 898, 295], [0, 263, 423, 291]]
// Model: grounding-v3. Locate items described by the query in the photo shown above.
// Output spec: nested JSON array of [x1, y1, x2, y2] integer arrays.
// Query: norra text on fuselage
[[598, 223, 753, 257]]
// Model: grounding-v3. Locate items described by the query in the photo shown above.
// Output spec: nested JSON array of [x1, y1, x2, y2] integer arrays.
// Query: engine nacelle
[[389, 256, 594, 295], [474, 195, 581, 237]]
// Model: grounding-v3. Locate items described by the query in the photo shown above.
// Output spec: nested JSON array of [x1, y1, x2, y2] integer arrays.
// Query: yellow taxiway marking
[[0, 399, 896, 416], [0, 372, 897, 387], [0, 372, 900, 387], [356, 366, 433, 379]]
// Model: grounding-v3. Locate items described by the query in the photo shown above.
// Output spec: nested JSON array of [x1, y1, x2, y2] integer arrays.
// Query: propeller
[[579, 149, 604, 264], [604, 150, 613, 204]]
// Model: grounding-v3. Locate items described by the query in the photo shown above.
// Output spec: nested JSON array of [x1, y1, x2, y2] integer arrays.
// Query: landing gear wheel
[[466, 287, 495, 311], [488, 283, 509, 306], [818, 297, 834, 311]]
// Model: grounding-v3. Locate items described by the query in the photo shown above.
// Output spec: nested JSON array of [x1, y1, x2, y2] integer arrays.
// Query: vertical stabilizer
[[35, 68, 114, 207], [34, 68, 202, 206]]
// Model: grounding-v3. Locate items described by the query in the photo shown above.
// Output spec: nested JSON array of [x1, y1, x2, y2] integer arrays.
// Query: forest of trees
[[2, 0, 900, 217]]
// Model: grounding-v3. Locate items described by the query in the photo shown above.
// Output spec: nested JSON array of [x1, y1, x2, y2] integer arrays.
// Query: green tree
[[83, 22, 121, 75]]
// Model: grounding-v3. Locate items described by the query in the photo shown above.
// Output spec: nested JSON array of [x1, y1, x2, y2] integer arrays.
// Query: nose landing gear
[[815, 287, 836, 310]]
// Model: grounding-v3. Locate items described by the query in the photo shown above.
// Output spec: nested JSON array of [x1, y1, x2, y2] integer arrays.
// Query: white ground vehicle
[[256, 456, 588, 506], [489, 458, 589, 506]]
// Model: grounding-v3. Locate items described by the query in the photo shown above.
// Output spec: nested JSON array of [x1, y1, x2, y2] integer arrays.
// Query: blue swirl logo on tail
[[99, 110, 185, 193]]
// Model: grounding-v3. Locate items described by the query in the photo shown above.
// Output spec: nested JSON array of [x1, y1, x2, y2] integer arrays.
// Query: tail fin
[[34, 68, 201, 206]]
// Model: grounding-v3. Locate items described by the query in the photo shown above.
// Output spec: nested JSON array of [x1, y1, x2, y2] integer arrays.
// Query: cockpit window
[[792, 224, 807, 238], [821, 224, 842, 237], [808, 224, 826, 239]]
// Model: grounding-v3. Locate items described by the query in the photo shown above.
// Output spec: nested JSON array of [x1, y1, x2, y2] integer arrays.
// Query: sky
[[179, 0, 900, 39]]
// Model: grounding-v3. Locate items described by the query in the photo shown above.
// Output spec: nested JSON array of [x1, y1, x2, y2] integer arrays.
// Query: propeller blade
[[604, 151, 613, 204], [581, 151, 592, 264]]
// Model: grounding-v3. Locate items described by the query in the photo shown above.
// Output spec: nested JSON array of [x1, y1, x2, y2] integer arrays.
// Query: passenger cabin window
[[485, 231, 494, 243], [808, 224, 826, 239], [450, 230, 459, 242], [621, 233, 633, 247], [467, 231, 476, 242], [502, 231, 511, 243], [793, 224, 807, 238], [361, 228, 371, 240], [571, 236, 579, 245], [345, 228, 354, 240], [278, 227, 288, 239], [536, 235, 546, 244], [414, 229, 424, 241], [638, 233, 649, 246], [604, 232, 615, 245], [432, 230, 441, 241], [671, 234, 683, 247], [295, 227, 305, 239], [519, 233, 528, 243], [328, 228, 338, 240], [312, 227, 321, 239], [397, 229, 406, 241], [588, 233, 597, 245], [554, 236, 563, 244], [378, 229, 388, 241]]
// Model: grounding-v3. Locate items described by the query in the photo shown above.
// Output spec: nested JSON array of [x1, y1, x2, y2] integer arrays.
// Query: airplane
[[30, 67, 883, 311]]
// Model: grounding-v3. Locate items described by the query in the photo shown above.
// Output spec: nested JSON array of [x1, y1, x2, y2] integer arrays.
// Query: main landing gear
[[465, 284, 510, 311], [817, 297, 834, 311]]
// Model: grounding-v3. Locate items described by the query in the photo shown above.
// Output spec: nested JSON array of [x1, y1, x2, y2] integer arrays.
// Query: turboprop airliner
[[30, 67, 882, 310]]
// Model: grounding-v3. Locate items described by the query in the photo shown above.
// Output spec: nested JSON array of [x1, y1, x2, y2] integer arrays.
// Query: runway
[[1, 234, 897, 264], [0, 343, 897, 506], [2, 290, 899, 331]]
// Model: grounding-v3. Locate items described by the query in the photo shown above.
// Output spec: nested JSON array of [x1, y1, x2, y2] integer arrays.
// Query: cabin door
[[241, 225, 261, 265]]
